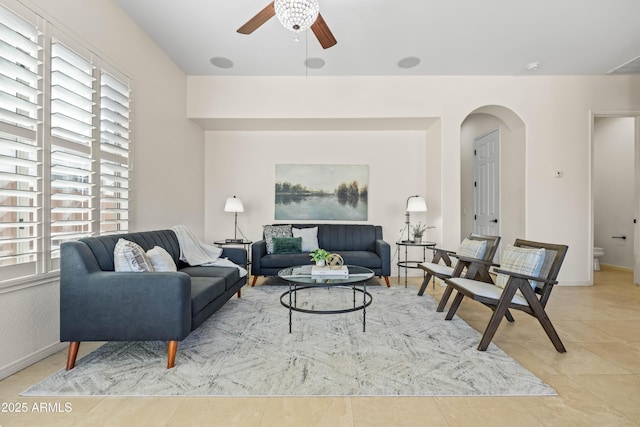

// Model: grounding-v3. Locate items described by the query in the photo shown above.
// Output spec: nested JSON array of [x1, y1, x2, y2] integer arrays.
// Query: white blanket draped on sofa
[[171, 225, 247, 277]]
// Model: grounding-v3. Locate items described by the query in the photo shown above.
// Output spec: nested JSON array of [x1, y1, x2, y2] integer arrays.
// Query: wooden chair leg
[[251, 276, 258, 286], [417, 273, 433, 296], [383, 276, 390, 287], [477, 284, 519, 351], [445, 292, 464, 320], [167, 340, 178, 369], [436, 285, 454, 312], [66, 341, 80, 371], [527, 299, 566, 352], [505, 309, 515, 322]]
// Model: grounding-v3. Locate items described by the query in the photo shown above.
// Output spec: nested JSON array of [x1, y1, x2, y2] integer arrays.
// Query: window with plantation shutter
[[49, 41, 95, 260], [100, 71, 130, 235], [0, 4, 132, 285], [0, 6, 41, 276]]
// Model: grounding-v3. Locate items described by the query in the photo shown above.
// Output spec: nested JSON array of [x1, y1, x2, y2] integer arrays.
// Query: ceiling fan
[[237, 0, 337, 49]]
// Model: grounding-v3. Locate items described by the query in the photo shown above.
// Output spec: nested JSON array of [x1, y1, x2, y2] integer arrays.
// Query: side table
[[214, 239, 253, 275], [396, 240, 436, 287]]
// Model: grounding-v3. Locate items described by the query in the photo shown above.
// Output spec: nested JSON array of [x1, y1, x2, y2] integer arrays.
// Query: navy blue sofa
[[60, 229, 247, 370], [251, 224, 391, 286]]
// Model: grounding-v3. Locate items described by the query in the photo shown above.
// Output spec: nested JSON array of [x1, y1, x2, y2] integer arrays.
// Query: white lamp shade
[[224, 197, 244, 213], [406, 196, 427, 212]]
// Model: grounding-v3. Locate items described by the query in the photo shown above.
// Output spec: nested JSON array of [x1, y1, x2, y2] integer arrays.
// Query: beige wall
[[0, 0, 204, 378], [204, 129, 433, 277], [26, 0, 205, 234], [189, 75, 640, 286]]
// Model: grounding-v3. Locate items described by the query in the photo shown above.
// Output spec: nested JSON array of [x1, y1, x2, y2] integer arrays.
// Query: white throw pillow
[[146, 246, 177, 272], [495, 245, 546, 289], [114, 239, 154, 272], [292, 227, 320, 252]]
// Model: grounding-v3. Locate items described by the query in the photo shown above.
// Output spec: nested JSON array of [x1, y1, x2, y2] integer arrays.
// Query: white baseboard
[[557, 280, 592, 286], [0, 341, 67, 381]]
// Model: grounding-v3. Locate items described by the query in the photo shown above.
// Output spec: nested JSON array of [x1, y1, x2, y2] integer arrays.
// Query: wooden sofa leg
[[167, 340, 178, 369], [66, 341, 80, 371], [237, 289, 242, 298], [251, 276, 258, 287], [383, 276, 390, 287]]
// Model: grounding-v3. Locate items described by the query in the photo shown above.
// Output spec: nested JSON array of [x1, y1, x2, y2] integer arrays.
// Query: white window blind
[[100, 71, 130, 234], [0, 4, 133, 283], [0, 6, 41, 275], [49, 41, 95, 259]]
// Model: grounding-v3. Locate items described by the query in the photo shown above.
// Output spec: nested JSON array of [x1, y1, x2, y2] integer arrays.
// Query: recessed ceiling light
[[304, 57, 326, 69], [210, 57, 234, 69], [526, 62, 540, 71], [398, 57, 420, 69]]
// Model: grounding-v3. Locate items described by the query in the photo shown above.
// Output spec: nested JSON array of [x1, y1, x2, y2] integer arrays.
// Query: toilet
[[593, 247, 605, 271]]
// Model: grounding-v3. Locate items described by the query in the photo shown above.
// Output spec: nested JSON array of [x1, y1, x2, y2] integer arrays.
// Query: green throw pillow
[[272, 237, 302, 254]]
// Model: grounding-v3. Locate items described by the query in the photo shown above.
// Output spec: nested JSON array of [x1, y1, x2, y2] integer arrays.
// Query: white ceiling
[[115, 0, 640, 76]]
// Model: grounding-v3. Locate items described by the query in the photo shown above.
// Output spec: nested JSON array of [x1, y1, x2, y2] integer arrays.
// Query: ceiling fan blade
[[237, 2, 275, 34], [311, 13, 337, 49]]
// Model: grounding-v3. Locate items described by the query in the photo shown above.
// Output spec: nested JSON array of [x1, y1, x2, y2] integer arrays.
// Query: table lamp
[[224, 196, 244, 243], [404, 195, 427, 242]]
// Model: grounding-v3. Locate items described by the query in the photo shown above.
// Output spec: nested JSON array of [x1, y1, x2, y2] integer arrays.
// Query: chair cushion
[[264, 225, 292, 254], [190, 277, 226, 315], [292, 226, 319, 252], [419, 261, 454, 277], [449, 277, 529, 306], [261, 253, 313, 268], [180, 266, 240, 291], [114, 239, 154, 272], [272, 237, 303, 254], [495, 245, 546, 289]]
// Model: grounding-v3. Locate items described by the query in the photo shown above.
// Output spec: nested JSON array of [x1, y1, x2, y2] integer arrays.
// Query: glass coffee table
[[278, 265, 374, 333]]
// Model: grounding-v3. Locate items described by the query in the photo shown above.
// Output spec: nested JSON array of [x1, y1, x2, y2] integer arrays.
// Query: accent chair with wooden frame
[[417, 234, 501, 310], [443, 239, 568, 352]]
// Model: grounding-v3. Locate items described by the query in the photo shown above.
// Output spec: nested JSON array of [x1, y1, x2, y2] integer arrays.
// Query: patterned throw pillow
[[114, 239, 154, 272], [272, 237, 302, 254], [264, 224, 292, 254], [447, 238, 488, 268], [495, 245, 546, 289], [292, 226, 319, 252], [457, 238, 488, 259], [146, 246, 177, 272]]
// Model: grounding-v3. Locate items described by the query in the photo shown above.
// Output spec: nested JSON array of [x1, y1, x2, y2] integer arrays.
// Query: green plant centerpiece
[[309, 248, 331, 266], [412, 222, 427, 242]]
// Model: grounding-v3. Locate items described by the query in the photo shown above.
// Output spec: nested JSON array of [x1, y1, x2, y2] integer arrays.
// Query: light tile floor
[[1, 269, 639, 426]]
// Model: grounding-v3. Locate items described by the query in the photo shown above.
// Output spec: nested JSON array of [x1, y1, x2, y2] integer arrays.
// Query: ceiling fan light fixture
[[274, 0, 320, 33]]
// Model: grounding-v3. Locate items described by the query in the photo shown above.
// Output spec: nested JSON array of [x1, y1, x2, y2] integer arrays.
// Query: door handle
[[490, 219, 498, 223]]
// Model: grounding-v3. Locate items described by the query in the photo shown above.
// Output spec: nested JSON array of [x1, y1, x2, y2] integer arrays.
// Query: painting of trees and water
[[275, 164, 368, 220]]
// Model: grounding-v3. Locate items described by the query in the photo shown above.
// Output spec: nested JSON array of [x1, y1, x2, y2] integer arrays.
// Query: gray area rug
[[23, 285, 555, 397]]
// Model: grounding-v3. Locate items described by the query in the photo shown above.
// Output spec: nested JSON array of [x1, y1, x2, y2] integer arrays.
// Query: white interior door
[[474, 129, 500, 235]]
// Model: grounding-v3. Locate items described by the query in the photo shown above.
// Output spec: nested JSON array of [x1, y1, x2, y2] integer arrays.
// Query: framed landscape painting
[[275, 164, 369, 221]]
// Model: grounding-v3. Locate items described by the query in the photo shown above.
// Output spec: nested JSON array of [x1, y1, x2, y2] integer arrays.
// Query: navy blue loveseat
[[60, 229, 247, 370], [251, 224, 391, 286]]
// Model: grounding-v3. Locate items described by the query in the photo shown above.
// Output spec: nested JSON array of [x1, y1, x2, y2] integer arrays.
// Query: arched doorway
[[460, 105, 526, 260]]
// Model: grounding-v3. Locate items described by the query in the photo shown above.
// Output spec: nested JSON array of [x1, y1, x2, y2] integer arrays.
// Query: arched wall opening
[[460, 105, 526, 260]]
